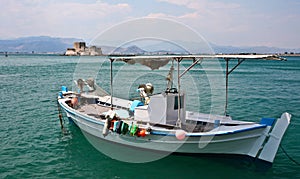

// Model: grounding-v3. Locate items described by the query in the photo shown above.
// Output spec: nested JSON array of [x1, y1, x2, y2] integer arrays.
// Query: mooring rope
[[280, 144, 300, 166], [57, 100, 64, 129]]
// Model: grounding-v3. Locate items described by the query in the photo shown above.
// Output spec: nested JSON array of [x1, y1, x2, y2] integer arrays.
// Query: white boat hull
[[60, 99, 290, 163]]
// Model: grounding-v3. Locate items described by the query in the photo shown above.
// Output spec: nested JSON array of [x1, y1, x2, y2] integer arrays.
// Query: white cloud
[[0, 0, 299, 48], [151, 0, 245, 33], [154, 0, 300, 48], [156, 0, 240, 11], [146, 13, 174, 19], [0, 0, 131, 39], [152, 0, 267, 46]]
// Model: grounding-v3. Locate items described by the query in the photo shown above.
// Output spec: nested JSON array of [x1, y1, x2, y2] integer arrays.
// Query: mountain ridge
[[0, 36, 82, 53], [0, 36, 299, 54]]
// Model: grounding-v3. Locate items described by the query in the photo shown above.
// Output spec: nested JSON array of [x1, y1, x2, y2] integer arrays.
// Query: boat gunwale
[[59, 98, 268, 137]]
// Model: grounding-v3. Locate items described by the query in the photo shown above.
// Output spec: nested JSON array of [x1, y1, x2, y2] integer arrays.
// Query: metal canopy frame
[[108, 54, 285, 126]]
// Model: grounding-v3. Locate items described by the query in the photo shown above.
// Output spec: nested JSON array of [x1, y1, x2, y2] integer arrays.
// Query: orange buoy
[[137, 129, 147, 137], [109, 120, 116, 130]]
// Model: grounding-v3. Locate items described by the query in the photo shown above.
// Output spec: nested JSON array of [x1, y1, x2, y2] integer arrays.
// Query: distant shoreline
[[1, 51, 300, 57], [279, 54, 300, 57]]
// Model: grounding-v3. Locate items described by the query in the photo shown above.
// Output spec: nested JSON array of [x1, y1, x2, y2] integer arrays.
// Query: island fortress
[[65, 42, 103, 56]]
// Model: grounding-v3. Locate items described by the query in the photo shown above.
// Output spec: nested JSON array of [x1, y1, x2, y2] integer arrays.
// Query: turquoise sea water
[[0, 54, 299, 178]]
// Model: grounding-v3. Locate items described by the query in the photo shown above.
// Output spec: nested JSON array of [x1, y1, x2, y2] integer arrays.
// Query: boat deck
[[78, 104, 111, 118], [63, 92, 256, 133]]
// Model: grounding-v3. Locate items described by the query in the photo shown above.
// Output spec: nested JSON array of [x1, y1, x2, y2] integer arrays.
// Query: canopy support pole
[[179, 57, 203, 78], [228, 59, 245, 75], [175, 57, 183, 128], [224, 58, 245, 115], [225, 58, 229, 116], [110, 58, 114, 110]]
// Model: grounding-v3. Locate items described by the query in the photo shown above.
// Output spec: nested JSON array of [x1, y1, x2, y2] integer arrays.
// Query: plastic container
[[61, 86, 68, 92]]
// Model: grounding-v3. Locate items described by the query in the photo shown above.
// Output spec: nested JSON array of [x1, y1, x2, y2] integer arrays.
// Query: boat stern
[[258, 112, 291, 163]]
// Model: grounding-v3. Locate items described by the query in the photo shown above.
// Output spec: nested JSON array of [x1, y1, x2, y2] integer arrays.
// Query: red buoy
[[137, 129, 147, 137]]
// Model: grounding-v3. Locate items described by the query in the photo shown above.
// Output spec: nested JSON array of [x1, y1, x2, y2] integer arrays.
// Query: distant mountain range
[[101, 45, 147, 55], [0, 36, 82, 53], [209, 43, 299, 54], [0, 36, 299, 54]]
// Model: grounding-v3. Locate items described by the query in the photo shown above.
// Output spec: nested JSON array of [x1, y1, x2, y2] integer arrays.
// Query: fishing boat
[[57, 54, 291, 164]]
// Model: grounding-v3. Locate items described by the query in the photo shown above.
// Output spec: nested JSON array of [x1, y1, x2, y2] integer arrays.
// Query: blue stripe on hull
[[59, 100, 267, 138]]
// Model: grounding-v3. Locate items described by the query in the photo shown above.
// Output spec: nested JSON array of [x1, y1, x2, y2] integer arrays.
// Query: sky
[[0, 0, 299, 49]]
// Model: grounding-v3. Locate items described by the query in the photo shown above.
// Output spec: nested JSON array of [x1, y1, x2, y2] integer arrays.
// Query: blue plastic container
[[130, 100, 144, 112], [61, 86, 68, 93], [58, 92, 63, 98], [214, 120, 220, 128]]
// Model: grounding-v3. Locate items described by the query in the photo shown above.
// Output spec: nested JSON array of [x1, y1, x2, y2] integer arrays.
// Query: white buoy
[[105, 109, 116, 120], [102, 118, 109, 136], [175, 130, 186, 140]]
